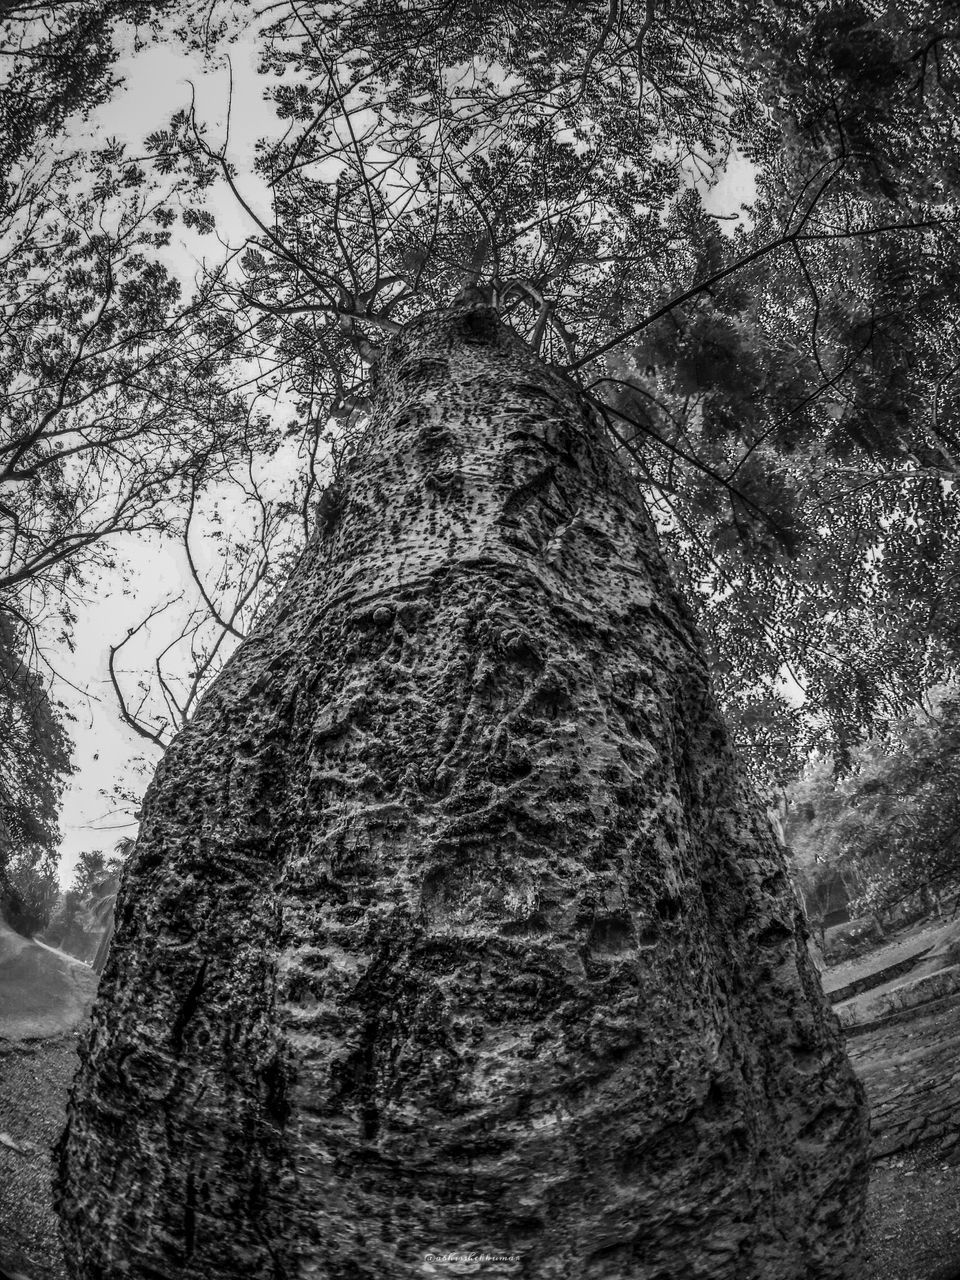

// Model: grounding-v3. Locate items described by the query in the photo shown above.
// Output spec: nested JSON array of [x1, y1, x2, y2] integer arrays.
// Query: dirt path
[[0, 1037, 73, 1280]]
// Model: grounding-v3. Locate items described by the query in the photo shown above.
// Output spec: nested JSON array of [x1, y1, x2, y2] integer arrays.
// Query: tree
[[86, 0, 960, 786], [786, 691, 960, 921], [57, 304, 866, 1279], [62, 0, 960, 1269], [0, 611, 70, 935], [62, 2, 960, 1269], [2, 841, 60, 934], [60, 1, 960, 1273]]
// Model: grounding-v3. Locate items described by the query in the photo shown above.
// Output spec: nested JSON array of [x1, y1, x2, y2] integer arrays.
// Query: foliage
[[0, 1, 280, 751], [44, 844, 125, 961], [4, 0, 960, 786], [783, 756, 867, 924], [2, 842, 60, 935], [105, 0, 958, 779], [603, 1, 960, 778], [785, 691, 960, 918], [0, 2, 173, 192], [0, 1, 253, 189], [0, 613, 71, 934], [0, 1, 273, 882], [0, 140, 282, 648]]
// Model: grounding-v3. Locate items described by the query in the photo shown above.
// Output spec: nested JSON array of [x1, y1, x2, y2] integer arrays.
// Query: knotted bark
[[56, 307, 867, 1279]]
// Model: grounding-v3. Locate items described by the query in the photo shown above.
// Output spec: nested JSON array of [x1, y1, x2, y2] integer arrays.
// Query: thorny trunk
[[56, 307, 867, 1279]]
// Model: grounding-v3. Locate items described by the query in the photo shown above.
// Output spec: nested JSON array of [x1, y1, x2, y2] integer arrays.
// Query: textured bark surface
[[56, 307, 868, 1279]]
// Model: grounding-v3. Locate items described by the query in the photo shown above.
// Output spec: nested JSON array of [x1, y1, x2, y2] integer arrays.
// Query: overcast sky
[[50, 19, 757, 886], [54, 25, 271, 882]]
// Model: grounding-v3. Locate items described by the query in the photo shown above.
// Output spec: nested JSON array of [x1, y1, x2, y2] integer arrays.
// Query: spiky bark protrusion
[[57, 307, 867, 1279]]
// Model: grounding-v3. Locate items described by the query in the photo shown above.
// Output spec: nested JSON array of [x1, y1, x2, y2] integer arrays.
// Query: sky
[[53, 25, 273, 882], [47, 16, 758, 887]]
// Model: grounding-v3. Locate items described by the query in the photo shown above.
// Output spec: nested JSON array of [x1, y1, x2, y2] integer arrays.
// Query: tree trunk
[[56, 306, 867, 1279]]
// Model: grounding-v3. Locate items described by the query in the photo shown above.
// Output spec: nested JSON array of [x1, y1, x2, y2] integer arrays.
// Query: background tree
[[44, 842, 127, 962], [786, 688, 960, 922], [0, 611, 70, 935], [0, 1, 253, 187], [0, 0, 281, 932], [0, 140, 282, 642]]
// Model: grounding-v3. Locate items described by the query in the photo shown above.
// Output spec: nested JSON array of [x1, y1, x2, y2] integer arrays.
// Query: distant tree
[[0, 612, 70, 935], [44, 843, 127, 961], [2, 842, 60, 935], [44, 884, 85, 951], [784, 756, 868, 926], [602, 1, 960, 776], [786, 691, 960, 919]]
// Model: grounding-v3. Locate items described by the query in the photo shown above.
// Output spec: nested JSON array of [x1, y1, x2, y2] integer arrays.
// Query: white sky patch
[[55, 533, 179, 876], [698, 146, 756, 230], [776, 664, 806, 709]]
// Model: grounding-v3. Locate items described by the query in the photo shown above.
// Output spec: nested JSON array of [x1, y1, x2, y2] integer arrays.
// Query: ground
[[2, 1028, 959, 1279], [0, 923, 96, 1043], [1, 920, 959, 1278], [867, 1146, 960, 1280], [0, 1035, 72, 1280]]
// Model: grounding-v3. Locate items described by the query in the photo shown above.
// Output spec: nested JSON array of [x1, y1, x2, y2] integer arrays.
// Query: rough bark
[[56, 306, 868, 1279]]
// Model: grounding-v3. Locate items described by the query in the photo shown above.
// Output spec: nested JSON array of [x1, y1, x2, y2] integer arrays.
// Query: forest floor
[[0, 1034, 72, 1280], [1, 992, 959, 1279]]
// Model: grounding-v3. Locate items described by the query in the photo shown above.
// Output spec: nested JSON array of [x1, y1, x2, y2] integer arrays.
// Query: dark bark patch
[[415, 422, 456, 454], [396, 356, 448, 383], [455, 307, 501, 344], [756, 919, 794, 949], [183, 1169, 197, 1258], [170, 959, 208, 1054], [504, 383, 567, 412], [655, 893, 683, 922], [424, 468, 463, 499], [316, 483, 344, 535], [587, 914, 635, 957], [528, 681, 573, 720], [501, 464, 555, 517]]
